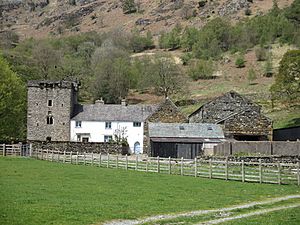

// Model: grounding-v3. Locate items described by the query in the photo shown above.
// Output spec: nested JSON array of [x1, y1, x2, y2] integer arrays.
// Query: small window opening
[[48, 100, 53, 107], [207, 126, 213, 131], [47, 116, 53, 125], [46, 137, 52, 142], [179, 126, 185, 130]]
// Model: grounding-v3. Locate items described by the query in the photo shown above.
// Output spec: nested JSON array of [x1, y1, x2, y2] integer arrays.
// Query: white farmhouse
[[70, 99, 157, 154]]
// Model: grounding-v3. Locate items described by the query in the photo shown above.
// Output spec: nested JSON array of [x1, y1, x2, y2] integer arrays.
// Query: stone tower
[[27, 80, 79, 142]]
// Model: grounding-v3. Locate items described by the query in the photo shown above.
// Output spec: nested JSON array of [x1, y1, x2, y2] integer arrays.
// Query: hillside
[[0, 0, 294, 39]]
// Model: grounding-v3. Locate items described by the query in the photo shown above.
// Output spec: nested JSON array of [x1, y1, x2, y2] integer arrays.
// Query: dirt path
[[196, 203, 300, 225], [103, 195, 300, 225]]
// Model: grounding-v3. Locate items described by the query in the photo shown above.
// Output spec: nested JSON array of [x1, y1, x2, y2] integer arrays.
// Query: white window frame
[[105, 122, 112, 129], [133, 122, 141, 127], [104, 135, 113, 143], [75, 121, 82, 128]]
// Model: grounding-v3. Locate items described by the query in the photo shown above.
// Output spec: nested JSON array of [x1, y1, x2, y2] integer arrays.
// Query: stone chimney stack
[[121, 99, 127, 106], [95, 98, 105, 105]]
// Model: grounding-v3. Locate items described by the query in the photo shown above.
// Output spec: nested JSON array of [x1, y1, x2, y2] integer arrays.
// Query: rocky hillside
[[0, 0, 294, 39]]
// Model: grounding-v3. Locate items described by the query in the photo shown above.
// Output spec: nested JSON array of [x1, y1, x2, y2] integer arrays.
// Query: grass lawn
[[0, 157, 299, 225]]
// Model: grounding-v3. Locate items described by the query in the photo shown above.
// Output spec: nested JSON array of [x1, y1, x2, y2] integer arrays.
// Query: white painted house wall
[[70, 120, 144, 154]]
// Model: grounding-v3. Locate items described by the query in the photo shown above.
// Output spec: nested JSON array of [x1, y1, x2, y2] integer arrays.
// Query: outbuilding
[[149, 123, 225, 159]]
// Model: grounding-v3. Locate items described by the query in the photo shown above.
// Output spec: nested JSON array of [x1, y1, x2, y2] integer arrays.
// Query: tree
[[149, 54, 187, 98], [122, 0, 137, 14], [188, 59, 214, 80], [0, 55, 26, 142], [247, 67, 257, 85], [91, 40, 132, 103], [271, 50, 300, 103]]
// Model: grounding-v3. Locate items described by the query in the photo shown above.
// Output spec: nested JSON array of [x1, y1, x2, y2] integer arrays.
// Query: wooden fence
[[30, 149, 300, 186], [0, 144, 30, 157]]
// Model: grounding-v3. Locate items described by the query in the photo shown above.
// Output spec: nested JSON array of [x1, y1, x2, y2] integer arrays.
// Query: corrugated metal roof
[[71, 104, 158, 122], [149, 123, 225, 139]]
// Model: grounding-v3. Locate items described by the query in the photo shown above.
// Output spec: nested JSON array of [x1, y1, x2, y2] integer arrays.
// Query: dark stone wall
[[273, 126, 300, 141], [31, 141, 122, 154], [27, 81, 78, 142], [214, 141, 300, 156]]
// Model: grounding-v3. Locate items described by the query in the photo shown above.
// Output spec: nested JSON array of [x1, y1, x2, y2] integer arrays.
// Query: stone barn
[[189, 91, 272, 141]]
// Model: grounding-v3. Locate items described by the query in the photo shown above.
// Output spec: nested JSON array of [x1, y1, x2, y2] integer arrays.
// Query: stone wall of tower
[[27, 81, 78, 142]]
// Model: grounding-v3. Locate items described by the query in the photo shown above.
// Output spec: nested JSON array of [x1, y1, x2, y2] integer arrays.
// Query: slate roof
[[149, 123, 225, 139], [71, 104, 158, 122]]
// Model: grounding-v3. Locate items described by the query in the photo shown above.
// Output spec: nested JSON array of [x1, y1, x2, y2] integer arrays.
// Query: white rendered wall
[[70, 120, 144, 154]]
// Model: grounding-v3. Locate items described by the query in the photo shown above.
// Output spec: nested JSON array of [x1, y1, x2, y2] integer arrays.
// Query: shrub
[[255, 47, 267, 61], [122, 0, 137, 14], [235, 55, 245, 68], [247, 67, 257, 84], [188, 59, 214, 80]]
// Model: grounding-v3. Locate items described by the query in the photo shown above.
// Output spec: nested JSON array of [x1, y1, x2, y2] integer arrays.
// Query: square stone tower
[[27, 80, 79, 142]]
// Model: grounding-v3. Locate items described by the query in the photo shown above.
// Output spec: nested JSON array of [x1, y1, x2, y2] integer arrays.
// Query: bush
[[188, 59, 214, 80], [245, 7, 252, 16], [235, 55, 245, 68], [122, 0, 137, 14], [247, 67, 257, 84], [255, 47, 267, 61]]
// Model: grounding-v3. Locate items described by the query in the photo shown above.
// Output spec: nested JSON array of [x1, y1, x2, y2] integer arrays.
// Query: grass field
[[0, 157, 299, 225]]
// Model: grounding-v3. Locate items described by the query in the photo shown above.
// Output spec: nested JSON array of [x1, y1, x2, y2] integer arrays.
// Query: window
[[104, 135, 112, 143], [48, 100, 53, 107], [133, 122, 141, 127], [75, 121, 82, 128], [105, 122, 112, 129], [47, 116, 53, 125], [82, 137, 89, 143], [46, 137, 51, 142]]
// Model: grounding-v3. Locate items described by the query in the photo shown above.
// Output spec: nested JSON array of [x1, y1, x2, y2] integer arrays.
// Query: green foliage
[[247, 67, 257, 84], [255, 47, 267, 61], [264, 54, 274, 77], [271, 50, 300, 103], [130, 30, 154, 53], [235, 55, 245, 68], [0, 55, 26, 142], [159, 25, 182, 50], [188, 59, 214, 80], [122, 0, 137, 14]]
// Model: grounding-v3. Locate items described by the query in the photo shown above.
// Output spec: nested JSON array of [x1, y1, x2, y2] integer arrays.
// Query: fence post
[[242, 160, 245, 182], [259, 159, 262, 184], [46, 149, 49, 161], [146, 156, 148, 172], [157, 156, 160, 173], [126, 154, 128, 170], [194, 158, 197, 177], [57, 151, 60, 162], [169, 157, 171, 175], [29, 143, 32, 157], [107, 153, 110, 168], [62, 151, 65, 163], [51, 150, 54, 162], [99, 153, 102, 167], [76, 151, 79, 165], [297, 162, 300, 186], [225, 157, 228, 180], [41, 149, 44, 160], [278, 162, 281, 185], [2, 144, 5, 156], [70, 151, 73, 164], [91, 152, 94, 166], [83, 152, 86, 165], [116, 155, 119, 169], [136, 155, 138, 171], [209, 159, 212, 179], [180, 157, 183, 176]]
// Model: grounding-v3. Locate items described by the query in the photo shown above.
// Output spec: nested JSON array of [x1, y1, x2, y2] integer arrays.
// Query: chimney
[[121, 99, 127, 106], [95, 98, 104, 105]]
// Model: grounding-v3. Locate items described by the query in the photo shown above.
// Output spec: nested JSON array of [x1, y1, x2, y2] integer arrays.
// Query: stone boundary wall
[[214, 141, 300, 157], [30, 141, 123, 154]]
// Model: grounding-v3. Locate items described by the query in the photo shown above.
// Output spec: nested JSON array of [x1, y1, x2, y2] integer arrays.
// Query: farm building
[[189, 91, 272, 141], [149, 123, 225, 158]]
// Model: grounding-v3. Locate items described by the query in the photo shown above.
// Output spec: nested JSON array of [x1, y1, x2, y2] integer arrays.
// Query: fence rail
[[29, 149, 300, 186], [0, 144, 30, 157]]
